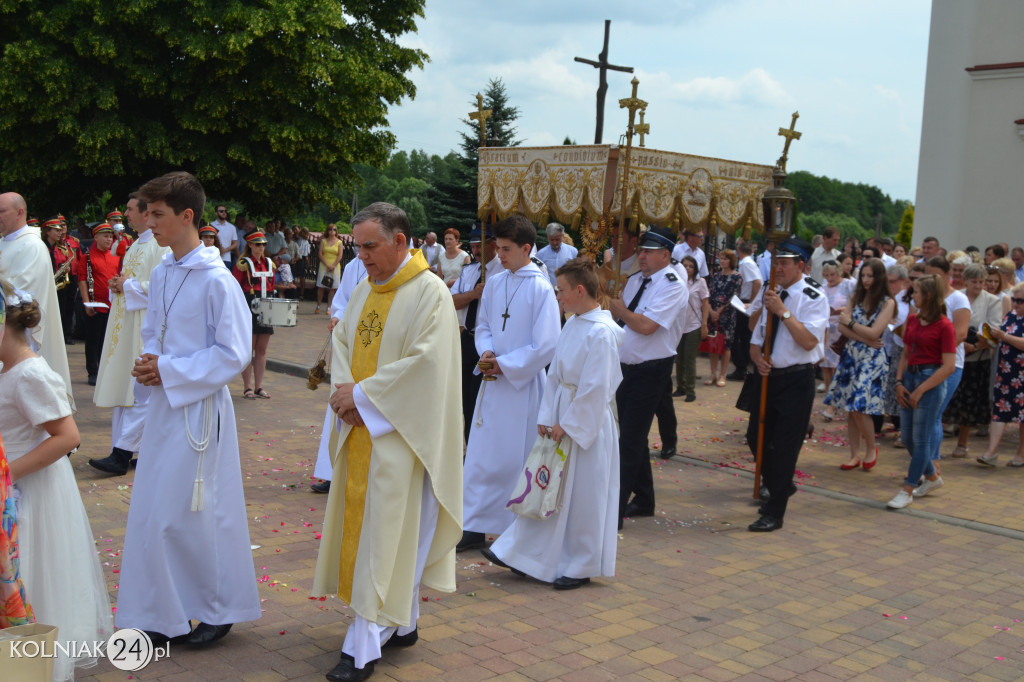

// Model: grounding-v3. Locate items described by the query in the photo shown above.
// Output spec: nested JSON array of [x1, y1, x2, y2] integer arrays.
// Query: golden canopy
[[477, 145, 774, 236]]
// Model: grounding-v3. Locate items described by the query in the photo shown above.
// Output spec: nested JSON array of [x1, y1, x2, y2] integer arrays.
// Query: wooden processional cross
[[777, 111, 802, 172], [575, 19, 634, 144]]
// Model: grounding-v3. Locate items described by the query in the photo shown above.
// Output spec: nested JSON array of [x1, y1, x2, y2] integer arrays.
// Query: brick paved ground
[[63, 300, 1024, 681]]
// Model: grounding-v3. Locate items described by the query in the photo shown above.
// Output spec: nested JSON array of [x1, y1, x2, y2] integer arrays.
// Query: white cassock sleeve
[[352, 385, 395, 438], [557, 326, 621, 451], [122, 277, 149, 312]]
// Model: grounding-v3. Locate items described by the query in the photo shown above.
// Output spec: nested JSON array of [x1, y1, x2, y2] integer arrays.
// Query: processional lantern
[[761, 165, 795, 242]]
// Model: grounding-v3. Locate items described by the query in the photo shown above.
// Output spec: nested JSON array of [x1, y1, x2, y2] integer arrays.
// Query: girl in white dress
[[0, 286, 112, 680]]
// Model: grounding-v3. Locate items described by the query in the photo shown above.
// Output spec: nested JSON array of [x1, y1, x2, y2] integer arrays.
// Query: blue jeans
[[930, 366, 962, 461], [900, 369, 946, 487]]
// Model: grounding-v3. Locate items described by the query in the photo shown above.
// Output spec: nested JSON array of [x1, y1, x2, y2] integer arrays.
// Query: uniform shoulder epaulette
[[666, 271, 678, 282], [531, 256, 544, 267], [237, 259, 250, 272], [804, 276, 822, 289], [670, 257, 679, 265], [803, 286, 821, 299]]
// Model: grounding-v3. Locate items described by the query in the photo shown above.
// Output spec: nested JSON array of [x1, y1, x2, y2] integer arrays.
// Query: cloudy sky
[[386, 0, 932, 203]]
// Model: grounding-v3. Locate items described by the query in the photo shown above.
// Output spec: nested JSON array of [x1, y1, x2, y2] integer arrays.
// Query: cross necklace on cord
[[160, 269, 192, 352], [502, 273, 527, 331]]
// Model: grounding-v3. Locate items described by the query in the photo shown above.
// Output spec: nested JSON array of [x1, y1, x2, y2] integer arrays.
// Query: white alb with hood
[[115, 244, 262, 636]]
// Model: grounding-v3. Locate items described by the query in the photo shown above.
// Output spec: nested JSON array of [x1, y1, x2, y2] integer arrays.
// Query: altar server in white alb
[[90, 192, 170, 475], [484, 258, 624, 590], [0, 191, 75, 410], [116, 171, 260, 646], [458, 214, 560, 552]]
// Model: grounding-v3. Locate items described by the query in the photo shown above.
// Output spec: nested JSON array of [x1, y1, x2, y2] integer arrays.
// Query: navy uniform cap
[[776, 237, 813, 262], [639, 226, 676, 251]]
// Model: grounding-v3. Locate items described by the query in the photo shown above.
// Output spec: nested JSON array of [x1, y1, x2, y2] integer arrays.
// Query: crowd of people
[[2, 177, 1024, 680]]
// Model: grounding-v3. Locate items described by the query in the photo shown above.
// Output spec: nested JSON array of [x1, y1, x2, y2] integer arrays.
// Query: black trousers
[[732, 312, 753, 373], [459, 329, 482, 443], [744, 365, 815, 519], [83, 311, 109, 377], [58, 285, 76, 340], [617, 356, 674, 516], [654, 373, 678, 450]]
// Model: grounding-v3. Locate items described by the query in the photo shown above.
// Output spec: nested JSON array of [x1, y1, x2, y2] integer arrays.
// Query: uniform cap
[[639, 226, 676, 251], [776, 237, 813, 262], [92, 223, 114, 237], [245, 230, 268, 244]]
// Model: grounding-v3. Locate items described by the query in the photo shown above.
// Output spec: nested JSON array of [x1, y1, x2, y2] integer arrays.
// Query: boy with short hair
[[116, 171, 261, 646]]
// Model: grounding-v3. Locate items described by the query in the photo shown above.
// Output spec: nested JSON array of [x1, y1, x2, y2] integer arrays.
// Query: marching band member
[[234, 230, 276, 400]]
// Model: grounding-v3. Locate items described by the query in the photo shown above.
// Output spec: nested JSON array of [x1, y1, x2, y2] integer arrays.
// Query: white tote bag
[[506, 433, 572, 520]]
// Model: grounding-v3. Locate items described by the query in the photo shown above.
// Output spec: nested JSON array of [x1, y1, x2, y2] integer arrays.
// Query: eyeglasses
[[216, 209, 227, 214], [1012, 298, 1024, 304]]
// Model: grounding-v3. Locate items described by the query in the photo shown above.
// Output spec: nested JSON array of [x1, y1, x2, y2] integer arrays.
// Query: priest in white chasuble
[[313, 202, 463, 682], [459, 214, 560, 552], [117, 172, 260, 648], [0, 192, 76, 410], [486, 258, 624, 590], [91, 192, 170, 475]]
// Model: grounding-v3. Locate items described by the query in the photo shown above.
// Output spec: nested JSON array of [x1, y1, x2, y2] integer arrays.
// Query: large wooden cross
[[575, 20, 634, 144], [469, 92, 493, 148], [777, 111, 802, 172]]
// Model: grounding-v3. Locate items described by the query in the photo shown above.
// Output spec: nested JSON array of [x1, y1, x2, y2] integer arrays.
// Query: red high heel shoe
[[862, 447, 879, 471]]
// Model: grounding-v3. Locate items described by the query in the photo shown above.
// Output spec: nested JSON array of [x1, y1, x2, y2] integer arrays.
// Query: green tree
[[0, 0, 427, 216], [896, 204, 914, 247]]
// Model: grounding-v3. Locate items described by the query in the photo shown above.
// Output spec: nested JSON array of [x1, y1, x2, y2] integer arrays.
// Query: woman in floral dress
[[976, 283, 1024, 467], [824, 259, 896, 470], [705, 249, 742, 387]]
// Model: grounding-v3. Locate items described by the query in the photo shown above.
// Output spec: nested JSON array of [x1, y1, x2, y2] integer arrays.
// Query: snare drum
[[251, 298, 299, 327]]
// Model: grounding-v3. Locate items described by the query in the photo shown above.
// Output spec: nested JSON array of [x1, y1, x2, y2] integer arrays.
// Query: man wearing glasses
[[212, 204, 238, 267]]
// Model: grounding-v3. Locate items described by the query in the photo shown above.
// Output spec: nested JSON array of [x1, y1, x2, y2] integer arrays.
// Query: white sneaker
[[816, 382, 826, 393], [887, 490, 913, 509], [912, 476, 944, 498]]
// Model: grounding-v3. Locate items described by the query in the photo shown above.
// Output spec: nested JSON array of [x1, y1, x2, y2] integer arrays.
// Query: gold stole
[[337, 250, 429, 602]]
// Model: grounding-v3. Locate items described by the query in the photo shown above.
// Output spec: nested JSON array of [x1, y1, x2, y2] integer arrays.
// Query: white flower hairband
[[7, 288, 34, 307]]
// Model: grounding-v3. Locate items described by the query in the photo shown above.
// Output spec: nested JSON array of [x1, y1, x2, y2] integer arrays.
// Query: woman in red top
[[233, 231, 275, 400], [887, 275, 956, 509]]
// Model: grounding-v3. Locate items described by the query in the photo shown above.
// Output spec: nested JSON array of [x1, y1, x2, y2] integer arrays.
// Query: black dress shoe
[[748, 515, 783, 532], [185, 622, 233, 647], [327, 652, 375, 681], [672, 389, 685, 397], [383, 628, 418, 649], [311, 480, 331, 494], [87, 374, 97, 386], [89, 447, 134, 476], [725, 371, 745, 381], [623, 503, 654, 518], [455, 531, 486, 552], [685, 394, 696, 402], [144, 629, 193, 646], [481, 547, 526, 576], [658, 446, 677, 460], [553, 576, 590, 590]]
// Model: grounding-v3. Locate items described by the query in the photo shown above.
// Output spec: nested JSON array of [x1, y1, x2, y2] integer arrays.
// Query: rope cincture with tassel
[[307, 332, 332, 390], [185, 396, 214, 512]]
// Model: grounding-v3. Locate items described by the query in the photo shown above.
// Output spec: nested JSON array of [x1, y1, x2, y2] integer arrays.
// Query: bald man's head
[[0, 193, 28, 236]]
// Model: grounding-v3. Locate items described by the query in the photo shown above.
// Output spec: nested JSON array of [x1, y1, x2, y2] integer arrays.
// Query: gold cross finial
[[618, 77, 648, 127], [635, 108, 650, 147], [469, 92, 493, 148], [777, 111, 802, 172]]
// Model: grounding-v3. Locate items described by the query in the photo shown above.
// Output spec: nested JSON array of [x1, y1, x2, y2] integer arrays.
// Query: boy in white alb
[[459, 215, 559, 551], [117, 172, 260, 646]]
